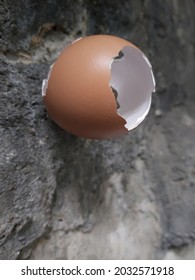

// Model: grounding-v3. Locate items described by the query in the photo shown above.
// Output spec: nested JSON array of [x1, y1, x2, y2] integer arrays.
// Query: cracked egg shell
[[43, 35, 154, 139]]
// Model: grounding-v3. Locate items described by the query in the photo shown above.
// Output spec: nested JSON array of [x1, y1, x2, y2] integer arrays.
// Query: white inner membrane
[[42, 64, 54, 97], [110, 46, 155, 130]]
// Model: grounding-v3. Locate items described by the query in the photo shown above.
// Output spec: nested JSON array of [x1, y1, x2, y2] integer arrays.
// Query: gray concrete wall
[[0, 0, 195, 259]]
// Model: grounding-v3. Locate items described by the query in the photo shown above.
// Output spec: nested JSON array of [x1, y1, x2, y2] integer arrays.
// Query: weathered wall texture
[[0, 0, 195, 259]]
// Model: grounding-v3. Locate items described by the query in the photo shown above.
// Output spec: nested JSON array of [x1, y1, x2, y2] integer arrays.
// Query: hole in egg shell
[[42, 35, 155, 139], [110, 46, 155, 131]]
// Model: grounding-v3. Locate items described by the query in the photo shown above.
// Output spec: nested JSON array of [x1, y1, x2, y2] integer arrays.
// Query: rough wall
[[0, 0, 195, 259]]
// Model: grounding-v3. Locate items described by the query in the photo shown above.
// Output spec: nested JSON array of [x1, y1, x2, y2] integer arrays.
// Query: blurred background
[[0, 0, 195, 259]]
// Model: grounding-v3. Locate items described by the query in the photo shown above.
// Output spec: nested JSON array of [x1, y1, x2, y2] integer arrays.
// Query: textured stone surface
[[0, 0, 195, 259]]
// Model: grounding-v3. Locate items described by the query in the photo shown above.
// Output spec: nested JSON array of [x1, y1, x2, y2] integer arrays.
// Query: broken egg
[[42, 35, 155, 139]]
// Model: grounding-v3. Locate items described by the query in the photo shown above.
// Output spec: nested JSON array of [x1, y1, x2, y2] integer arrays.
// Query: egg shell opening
[[110, 46, 155, 131]]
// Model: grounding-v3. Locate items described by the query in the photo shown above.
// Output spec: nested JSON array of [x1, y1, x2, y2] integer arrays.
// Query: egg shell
[[44, 35, 137, 139]]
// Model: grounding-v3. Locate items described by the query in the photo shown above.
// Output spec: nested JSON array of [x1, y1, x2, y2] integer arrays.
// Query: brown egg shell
[[44, 35, 136, 139]]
